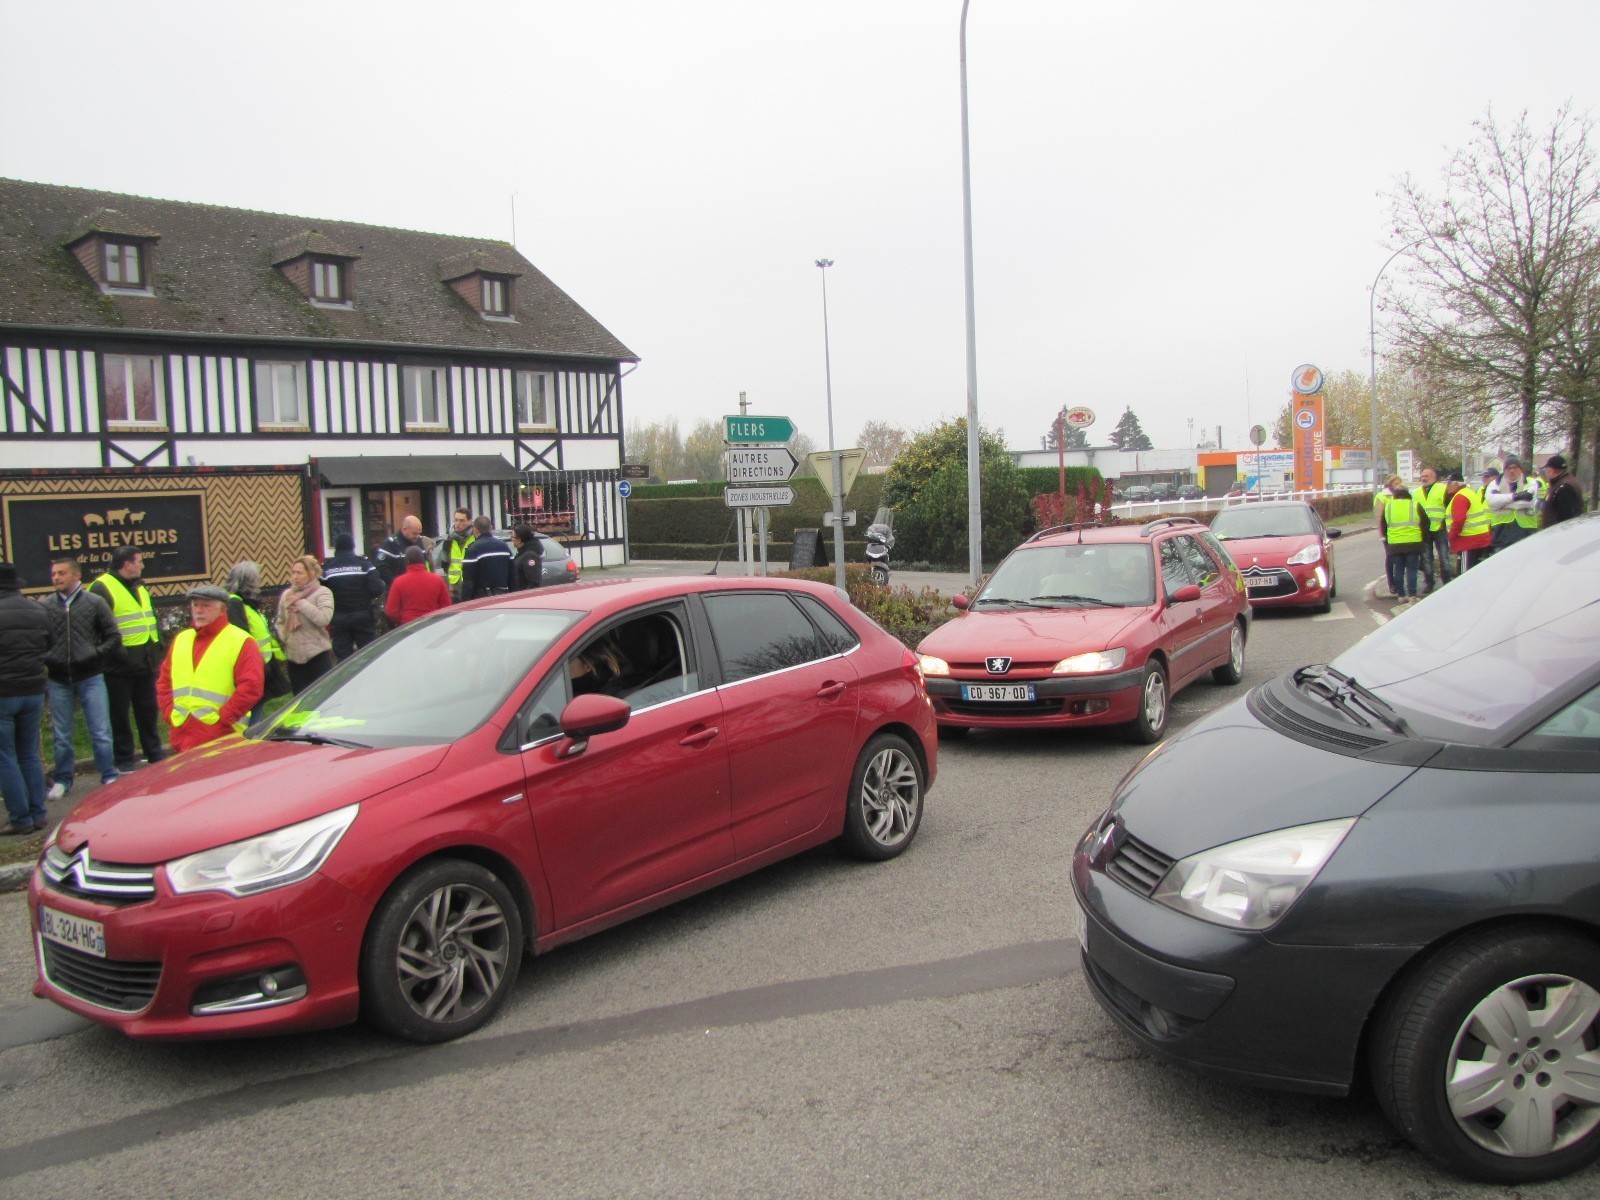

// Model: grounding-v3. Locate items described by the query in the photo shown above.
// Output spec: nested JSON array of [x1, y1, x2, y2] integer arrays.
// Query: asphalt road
[[4, 529, 1584, 1198]]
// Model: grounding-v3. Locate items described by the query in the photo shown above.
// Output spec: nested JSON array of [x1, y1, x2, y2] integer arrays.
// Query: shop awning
[[315, 454, 521, 487]]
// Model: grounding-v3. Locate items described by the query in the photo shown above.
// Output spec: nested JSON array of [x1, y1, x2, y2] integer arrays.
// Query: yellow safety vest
[[1516, 477, 1548, 530], [1417, 482, 1449, 532], [1459, 487, 1492, 539], [444, 534, 474, 589], [229, 593, 284, 661], [95, 573, 158, 646], [169, 624, 252, 733], [1383, 496, 1424, 545]]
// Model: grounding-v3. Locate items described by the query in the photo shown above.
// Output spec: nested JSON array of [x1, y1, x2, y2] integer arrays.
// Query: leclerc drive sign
[[724, 415, 795, 444]]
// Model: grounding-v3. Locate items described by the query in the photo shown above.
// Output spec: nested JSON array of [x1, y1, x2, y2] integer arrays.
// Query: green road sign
[[724, 414, 795, 444]]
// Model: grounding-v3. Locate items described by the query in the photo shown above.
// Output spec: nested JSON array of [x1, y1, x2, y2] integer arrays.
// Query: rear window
[[1332, 519, 1600, 743]]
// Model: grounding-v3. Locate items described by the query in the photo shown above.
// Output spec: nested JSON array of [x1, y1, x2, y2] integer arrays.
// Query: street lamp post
[[816, 258, 846, 589], [959, 0, 982, 585], [1369, 237, 1432, 486]]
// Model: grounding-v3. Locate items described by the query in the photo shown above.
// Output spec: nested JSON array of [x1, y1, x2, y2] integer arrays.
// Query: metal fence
[[1106, 486, 1369, 518]]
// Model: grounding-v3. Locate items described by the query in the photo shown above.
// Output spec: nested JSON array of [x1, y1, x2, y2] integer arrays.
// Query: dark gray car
[[1074, 511, 1600, 1184], [494, 530, 580, 587]]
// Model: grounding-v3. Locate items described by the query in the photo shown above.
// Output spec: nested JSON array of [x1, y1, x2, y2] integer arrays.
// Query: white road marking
[[1309, 602, 1354, 621]]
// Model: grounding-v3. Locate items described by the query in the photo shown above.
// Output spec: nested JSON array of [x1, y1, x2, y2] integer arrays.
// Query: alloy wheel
[[394, 883, 512, 1024], [860, 746, 920, 847], [1143, 670, 1167, 731]]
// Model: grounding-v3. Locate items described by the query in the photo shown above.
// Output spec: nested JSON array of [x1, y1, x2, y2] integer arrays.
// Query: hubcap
[[1445, 973, 1600, 1158], [860, 748, 920, 846], [1143, 671, 1166, 730], [1229, 625, 1243, 674], [395, 883, 511, 1025]]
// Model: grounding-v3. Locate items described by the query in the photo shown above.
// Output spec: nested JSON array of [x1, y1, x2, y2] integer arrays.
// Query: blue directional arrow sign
[[723, 414, 795, 444], [618, 479, 633, 499]]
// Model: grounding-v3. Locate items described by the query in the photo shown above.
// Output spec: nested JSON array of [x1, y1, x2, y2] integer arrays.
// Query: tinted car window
[[1174, 535, 1220, 586], [795, 594, 860, 655], [1159, 540, 1193, 592], [704, 593, 824, 682], [268, 608, 580, 746], [569, 611, 697, 710], [1334, 519, 1600, 743], [979, 543, 1154, 608], [1210, 505, 1318, 539]]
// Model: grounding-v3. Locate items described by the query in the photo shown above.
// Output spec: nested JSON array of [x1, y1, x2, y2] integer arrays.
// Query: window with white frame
[[103, 354, 165, 425], [104, 240, 145, 289], [481, 276, 509, 316], [311, 258, 346, 303], [253, 360, 307, 427], [515, 370, 554, 429], [403, 365, 448, 427]]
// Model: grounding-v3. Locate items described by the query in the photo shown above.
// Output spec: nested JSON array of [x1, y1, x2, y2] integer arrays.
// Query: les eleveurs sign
[[3, 492, 209, 587]]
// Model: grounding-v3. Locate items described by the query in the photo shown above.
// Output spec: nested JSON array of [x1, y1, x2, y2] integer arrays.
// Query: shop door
[[363, 489, 424, 554]]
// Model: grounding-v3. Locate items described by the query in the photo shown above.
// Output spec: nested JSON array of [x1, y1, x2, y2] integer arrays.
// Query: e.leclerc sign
[[724, 415, 795, 444]]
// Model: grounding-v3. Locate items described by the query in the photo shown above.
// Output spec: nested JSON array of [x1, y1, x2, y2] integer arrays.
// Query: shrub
[[884, 418, 1030, 568], [780, 564, 955, 648]]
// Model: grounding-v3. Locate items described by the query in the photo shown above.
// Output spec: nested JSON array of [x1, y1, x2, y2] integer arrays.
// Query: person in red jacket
[[1446, 470, 1494, 572], [384, 547, 452, 626], [157, 585, 265, 753]]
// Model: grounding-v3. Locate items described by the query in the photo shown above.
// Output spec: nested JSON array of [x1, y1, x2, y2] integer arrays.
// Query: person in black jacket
[[323, 532, 385, 657], [460, 517, 514, 599], [40, 557, 121, 800], [510, 525, 544, 590], [0, 562, 55, 834], [87, 546, 167, 773], [374, 516, 435, 590]]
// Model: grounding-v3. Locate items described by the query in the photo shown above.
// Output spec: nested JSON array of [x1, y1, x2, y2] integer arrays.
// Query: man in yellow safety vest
[[157, 585, 265, 754], [1414, 466, 1453, 593], [436, 507, 476, 600], [89, 546, 168, 772]]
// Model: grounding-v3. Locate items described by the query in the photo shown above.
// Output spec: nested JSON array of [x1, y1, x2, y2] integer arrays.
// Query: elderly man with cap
[[1484, 456, 1543, 550], [1447, 470, 1494, 571], [157, 584, 265, 754], [1540, 454, 1587, 528]]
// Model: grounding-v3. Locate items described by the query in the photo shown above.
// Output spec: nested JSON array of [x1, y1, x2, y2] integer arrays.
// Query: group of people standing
[[1377, 453, 1587, 602], [0, 508, 548, 835]]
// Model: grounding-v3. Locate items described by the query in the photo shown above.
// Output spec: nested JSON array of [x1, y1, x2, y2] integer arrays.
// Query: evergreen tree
[[1043, 417, 1089, 450], [1109, 406, 1154, 451]]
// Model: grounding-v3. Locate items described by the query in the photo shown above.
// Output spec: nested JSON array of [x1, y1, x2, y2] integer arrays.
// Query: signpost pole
[[830, 452, 847, 590], [1057, 409, 1066, 517], [758, 507, 769, 577]]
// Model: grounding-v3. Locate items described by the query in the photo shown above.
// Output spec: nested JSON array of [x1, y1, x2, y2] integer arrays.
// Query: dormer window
[[312, 258, 345, 303], [104, 240, 145, 288], [64, 208, 160, 295], [482, 276, 509, 316]]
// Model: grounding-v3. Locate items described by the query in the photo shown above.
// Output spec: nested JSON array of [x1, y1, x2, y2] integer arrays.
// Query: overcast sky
[[3, 0, 1596, 454]]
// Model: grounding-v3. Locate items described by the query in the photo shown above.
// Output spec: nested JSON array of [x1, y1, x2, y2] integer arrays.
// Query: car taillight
[[566, 560, 579, 577]]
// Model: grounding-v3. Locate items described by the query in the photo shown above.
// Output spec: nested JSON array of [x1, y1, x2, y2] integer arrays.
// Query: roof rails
[[1026, 521, 1107, 543], [1138, 516, 1206, 537]]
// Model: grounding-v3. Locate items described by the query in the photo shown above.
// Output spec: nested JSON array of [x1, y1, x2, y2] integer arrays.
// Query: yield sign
[[807, 448, 867, 497]]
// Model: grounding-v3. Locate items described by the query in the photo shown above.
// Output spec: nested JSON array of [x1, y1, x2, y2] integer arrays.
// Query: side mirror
[[555, 693, 630, 758], [1169, 584, 1202, 604], [951, 593, 971, 611], [1327, 528, 1343, 539]]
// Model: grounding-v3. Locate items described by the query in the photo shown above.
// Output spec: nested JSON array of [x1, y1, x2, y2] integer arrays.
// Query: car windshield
[[977, 542, 1154, 608], [1210, 506, 1316, 539], [1331, 517, 1600, 743], [258, 608, 581, 747]]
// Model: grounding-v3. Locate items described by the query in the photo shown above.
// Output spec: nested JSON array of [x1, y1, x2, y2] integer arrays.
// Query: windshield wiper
[[972, 597, 1050, 609], [1293, 665, 1410, 736], [264, 731, 371, 749], [1030, 593, 1124, 608]]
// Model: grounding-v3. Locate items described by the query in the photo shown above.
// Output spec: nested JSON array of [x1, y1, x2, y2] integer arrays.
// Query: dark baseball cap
[[1543, 454, 1568, 471]]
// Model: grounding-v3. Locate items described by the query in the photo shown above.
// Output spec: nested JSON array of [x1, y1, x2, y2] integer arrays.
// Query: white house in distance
[[0, 178, 636, 568]]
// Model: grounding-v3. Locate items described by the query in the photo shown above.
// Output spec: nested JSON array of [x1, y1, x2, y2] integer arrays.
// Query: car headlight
[[1150, 818, 1355, 930], [166, 804, 359, 897], [1053, 648, 1127, 675], [1286, 544, 1322, 566], [919, 654, 951, 677]]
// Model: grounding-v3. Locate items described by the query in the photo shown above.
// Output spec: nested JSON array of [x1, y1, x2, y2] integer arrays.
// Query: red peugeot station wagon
[[916, 518, 1250, 742], [29, 577, 935, 1043]]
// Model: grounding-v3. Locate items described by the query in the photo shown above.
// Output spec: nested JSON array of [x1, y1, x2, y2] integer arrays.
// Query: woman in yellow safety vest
[[1380, 476, 1426, 604]]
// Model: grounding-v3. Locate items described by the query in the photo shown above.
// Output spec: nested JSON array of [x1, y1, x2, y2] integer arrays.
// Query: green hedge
[[632, 540, 869, 561], [1015, 466, 1104, 496], [628, 475, 887, 547]]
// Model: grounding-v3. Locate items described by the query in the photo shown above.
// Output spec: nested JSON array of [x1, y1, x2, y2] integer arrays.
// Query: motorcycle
[[865, 507, 894, 586]]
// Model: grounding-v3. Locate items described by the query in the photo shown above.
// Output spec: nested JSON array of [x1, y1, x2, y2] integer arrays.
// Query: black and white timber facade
[[0, 178, 636, 565]]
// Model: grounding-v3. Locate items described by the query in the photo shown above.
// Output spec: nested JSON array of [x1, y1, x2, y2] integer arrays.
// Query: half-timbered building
[[0, 178, 635, 567]]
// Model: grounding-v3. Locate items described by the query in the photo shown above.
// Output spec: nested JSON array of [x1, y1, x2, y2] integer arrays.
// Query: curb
[[1, 860, 34, 893]]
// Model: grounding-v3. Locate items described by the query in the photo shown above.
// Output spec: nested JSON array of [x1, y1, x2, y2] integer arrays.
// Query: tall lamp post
[[959, 0, 982, 585], [816, 258, 846, 589], [1369, 237, 1432, 485]]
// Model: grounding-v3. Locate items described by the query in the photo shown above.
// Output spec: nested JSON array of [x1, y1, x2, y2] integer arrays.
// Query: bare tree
[[1547, 241, 1600, 499], [858, 419, 908, 469], [1385, 105, 1600, 465]]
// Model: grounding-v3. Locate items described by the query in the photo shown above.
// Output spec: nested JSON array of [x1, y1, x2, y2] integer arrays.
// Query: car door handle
[[815, 681, 847, 699], [678, 726, 720, 748]]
